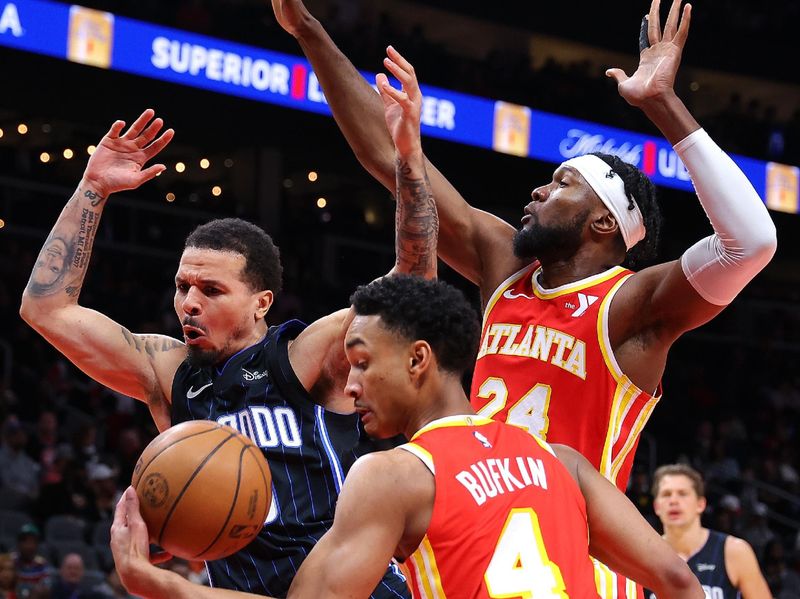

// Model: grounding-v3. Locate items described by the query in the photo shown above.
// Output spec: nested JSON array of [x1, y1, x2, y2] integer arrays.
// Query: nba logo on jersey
[[473, 431, 492, 448]]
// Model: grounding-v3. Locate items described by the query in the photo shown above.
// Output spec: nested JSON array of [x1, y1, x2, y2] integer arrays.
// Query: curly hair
[[349, 275, 480, 376], [592, 152, 662, 269], [184, 218, 283, 295]]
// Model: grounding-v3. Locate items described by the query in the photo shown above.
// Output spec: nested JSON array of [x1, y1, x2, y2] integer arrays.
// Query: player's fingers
[[378, 79, 411, 107], [382, 57, 416, 94], [105, 120, 126, 139], [663, 0, 682, 40], [112, 487, 133, 528], [143, 129, 175, 160], [137, 118, 164, 147], [375, 74, 396, 107], [638, 16, 650, 52], [673, 4, 692, 48], [139, 164, 167, 184], [386, 46, 416, 81], [149, 551, 173, 565], [605, 68, 629, 85], [647, 0, 661, 44], [123, 109, 156, 140]]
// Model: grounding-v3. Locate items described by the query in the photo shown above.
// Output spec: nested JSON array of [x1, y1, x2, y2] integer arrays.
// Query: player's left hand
[[606, 0, 691, 108], [111, 487, 172, 596], [376, 46, 423, 159]]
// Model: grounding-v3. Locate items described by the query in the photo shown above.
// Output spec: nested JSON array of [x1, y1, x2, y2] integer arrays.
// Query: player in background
[[648, 464, 771, 599]]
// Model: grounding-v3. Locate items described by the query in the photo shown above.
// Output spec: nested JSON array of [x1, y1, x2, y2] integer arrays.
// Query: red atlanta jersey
[[400, 415, 599, 599], [470, 264, 661, 493]]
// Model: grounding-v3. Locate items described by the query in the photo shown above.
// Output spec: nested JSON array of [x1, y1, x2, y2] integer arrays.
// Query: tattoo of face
[[25, 235, 75, 296], [84, 189, 106, 207], [395, 158, 439, 276]]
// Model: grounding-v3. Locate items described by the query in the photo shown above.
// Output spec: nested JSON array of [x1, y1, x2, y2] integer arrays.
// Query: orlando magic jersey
[[171, 319, 410, 598], [646, 530, 738, 599], [688, 531, 738, 599]]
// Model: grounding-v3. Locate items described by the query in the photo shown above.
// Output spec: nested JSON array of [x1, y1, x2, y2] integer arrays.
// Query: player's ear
[[409, 340, 433, 377], [591, 209, 618, 236], [256, 290, 273, 319], [697, 495, 707, 514]]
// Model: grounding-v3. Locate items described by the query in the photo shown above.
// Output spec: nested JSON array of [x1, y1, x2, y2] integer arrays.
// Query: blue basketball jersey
[[646, 530, 739, 599], [171, 319, 409, 598]]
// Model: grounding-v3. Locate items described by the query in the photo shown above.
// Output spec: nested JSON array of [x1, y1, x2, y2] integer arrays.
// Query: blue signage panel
[[0, 0, 69, 58], [0, 0, 796, 211]]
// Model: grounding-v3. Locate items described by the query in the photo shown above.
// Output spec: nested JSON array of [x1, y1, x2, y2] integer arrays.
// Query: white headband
[[563, 155, 645, 250]]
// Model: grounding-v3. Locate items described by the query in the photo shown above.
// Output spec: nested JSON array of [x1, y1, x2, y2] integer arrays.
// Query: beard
[[512, 209, 589, 261], [186, 346, 224, 368]]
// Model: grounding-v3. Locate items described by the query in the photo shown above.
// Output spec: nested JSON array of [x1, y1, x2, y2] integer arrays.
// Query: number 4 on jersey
[[485, 509, 567, 598]]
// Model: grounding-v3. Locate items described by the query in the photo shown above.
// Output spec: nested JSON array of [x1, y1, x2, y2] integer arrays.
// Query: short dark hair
[[349, 275, 480, 376], [592, 153, 661, 269], [184, 218, 283, 295], [651, 463, 705, 498]]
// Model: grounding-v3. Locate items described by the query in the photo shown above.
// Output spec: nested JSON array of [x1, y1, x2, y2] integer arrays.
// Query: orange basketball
[[131, 420, 271, 561]]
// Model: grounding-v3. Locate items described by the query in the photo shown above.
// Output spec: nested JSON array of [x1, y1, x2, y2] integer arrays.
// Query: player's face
[[344, 315, 415, 439], [653, 474, 706, 529], [513, 165, 597, 261], [174, 248, 272, 367], [30, 237, 69, 288]]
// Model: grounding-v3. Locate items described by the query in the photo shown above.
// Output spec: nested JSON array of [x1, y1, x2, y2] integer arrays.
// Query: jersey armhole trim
[[398, 443, 435, 475], [596, 273, 634, 382]]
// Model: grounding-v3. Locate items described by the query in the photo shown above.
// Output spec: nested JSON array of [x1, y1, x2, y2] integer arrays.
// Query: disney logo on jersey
[[695, 563, 716, 572], [242, 368, 268, 381]]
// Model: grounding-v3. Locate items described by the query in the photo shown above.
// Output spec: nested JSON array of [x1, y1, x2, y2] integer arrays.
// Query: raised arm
[[377, 45, 438, 279], [552, 444, 703, 599], [19, 110, 182, 430], [605, 0, 776, 387], [270, 0, 523, 297]]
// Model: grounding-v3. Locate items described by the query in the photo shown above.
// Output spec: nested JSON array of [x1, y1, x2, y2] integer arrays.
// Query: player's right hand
[[82, 109, 174, 200], [376, 46, 423, 160], [111, 487, 161, 597], [271, 0, 312, 38]]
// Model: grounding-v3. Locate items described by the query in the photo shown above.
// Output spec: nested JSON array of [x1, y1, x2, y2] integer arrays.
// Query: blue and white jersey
[[171, 319, 409, 598]]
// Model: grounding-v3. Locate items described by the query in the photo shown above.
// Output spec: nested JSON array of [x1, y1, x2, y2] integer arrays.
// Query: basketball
[[131, 420, 271, 561]]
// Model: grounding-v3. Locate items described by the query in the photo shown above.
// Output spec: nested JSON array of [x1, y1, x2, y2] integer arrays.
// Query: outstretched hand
[[606, 0, 691, 108], [82, 109, 174, 199], [376, 46, 423, 159], [110, 487, 172, 597], [271, 0, 312, 38]]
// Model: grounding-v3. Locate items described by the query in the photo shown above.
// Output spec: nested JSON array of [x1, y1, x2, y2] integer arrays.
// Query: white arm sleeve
[[675, 129, 777, 306]]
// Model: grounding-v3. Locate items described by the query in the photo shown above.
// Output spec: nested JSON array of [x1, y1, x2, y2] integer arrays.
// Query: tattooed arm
[[20, 110, 179, 430], [378, 49, 438, 280]]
